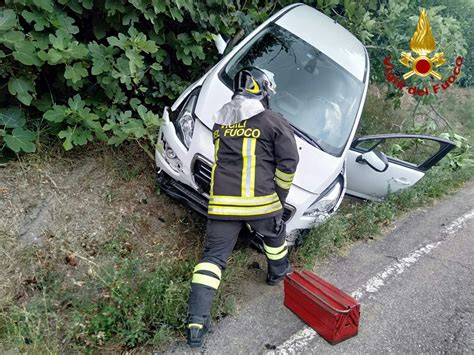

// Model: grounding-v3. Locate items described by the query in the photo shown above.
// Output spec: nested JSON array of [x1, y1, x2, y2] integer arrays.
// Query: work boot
[[266, 264, 292, 286], [186, 314, 211, 348]]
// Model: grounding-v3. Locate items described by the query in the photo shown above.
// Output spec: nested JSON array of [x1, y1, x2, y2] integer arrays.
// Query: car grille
[[193, 157, 213, 195], [192, 156, 295, 222]]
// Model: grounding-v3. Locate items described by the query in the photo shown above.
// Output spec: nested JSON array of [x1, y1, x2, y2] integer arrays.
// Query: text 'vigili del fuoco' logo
[[383, 9, 463, 96]]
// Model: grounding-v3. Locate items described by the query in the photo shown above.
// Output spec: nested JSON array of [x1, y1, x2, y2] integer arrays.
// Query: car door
[[346, 134, 455, 201]]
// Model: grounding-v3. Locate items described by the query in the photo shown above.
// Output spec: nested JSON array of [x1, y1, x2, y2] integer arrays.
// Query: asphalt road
[[169, 180, 474, 354]]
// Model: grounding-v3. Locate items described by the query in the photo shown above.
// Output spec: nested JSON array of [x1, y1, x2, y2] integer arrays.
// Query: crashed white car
[[155, 4, 454, 245]]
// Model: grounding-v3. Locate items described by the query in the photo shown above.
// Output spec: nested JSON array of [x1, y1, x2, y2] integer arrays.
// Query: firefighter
[[186, 66, 299, 347]]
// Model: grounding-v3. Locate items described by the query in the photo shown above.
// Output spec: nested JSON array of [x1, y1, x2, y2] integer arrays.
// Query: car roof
[[275, 4, 367, 81]]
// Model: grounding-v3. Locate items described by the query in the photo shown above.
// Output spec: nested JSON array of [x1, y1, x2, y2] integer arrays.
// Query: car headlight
[[174, 88, 200, 149], [303, 176, 343, 217]]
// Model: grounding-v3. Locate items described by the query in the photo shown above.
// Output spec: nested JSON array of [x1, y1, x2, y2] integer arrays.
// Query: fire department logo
[[383, 8, 463, 96], [399, 9, 446, 80]]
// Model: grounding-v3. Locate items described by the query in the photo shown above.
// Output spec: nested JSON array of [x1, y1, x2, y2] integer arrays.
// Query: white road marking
[[271, 209, 474, 355]]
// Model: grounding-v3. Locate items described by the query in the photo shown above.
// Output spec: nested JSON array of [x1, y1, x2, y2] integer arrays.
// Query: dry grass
[[0, 142, 262, 352]]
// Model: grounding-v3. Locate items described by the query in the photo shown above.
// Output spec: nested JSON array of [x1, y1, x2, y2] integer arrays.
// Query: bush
[[0, 1, 276, 156], [1, 1, 470, 157]]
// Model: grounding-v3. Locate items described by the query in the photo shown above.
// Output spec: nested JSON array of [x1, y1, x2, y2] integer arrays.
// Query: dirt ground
[[0, 143, 209, 309]]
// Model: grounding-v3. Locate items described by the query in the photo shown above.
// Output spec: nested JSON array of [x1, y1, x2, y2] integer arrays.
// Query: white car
[[155, 4, 455, 245]]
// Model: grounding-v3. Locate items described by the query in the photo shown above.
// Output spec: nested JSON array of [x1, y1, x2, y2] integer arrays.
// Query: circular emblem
[[413, 56, 432, 77]]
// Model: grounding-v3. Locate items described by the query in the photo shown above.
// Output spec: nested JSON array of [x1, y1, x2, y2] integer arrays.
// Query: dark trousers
[[188, 214, 289, 317]]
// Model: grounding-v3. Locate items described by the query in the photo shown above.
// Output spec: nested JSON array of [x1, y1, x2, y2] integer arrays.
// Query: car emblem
[[399, 9, 446, 80]]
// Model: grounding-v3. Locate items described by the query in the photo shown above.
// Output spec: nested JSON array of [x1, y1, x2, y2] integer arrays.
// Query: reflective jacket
[[208, 109, 299, 220]]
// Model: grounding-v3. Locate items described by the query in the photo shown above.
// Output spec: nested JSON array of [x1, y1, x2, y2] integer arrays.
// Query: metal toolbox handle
[[300, 272, 353, 310], [286, 276, 351, 314]]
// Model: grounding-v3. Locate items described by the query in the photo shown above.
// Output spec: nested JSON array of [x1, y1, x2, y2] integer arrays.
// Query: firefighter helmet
[[233, 66, 276, 100]]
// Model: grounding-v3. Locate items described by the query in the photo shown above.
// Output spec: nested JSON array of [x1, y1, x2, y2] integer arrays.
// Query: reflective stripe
[[210, 193, 279, 206], [214, 138, 219, 161], [246, 78, 260, 94], [192, 273, 220, 289], [208, 200, 282, 216], [249, 138, 256, 196], [275, 177, 292, 190], [266, 248, 288, 260], [264, 241, 287, 255], [241, 137, 256, 197], [188, 323, 203, 329], [194, 262, 221, 279], [275, 168, 295, 182], [210, 138, 219, 196], [241, 138, 248, 196]]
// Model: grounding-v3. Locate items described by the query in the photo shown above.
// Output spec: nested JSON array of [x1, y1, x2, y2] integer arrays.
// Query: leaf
[[4, 127, 36, 153], [68, 94, 86, 111], [44, 106, 67, 122], [58, 127, 75, 150], [0, 31, 25, 49], [55, 12, 79, 34], [0, 9, 17, 31], [81, 0, 94, 10], [108, 132, 128, 146], [0, 49, 5, 58], [107, 33, 128, 49], [34, 0, 55, 13], [22, 10, 50, 31], [66, 43, 89, 59], [13, 42, 43, 66], [122, 118, 146, 138], [0, 107, 26, 128], [111, 56, 132, 87], [125, 49, 144, 74], [8, 77, 36, 106], [176, 50, 192, 65], [105, 0, 126, 16], [64, 62, 88, 83], [58, 126, 93, 150], [168, 7, 184, 22], [123, 11, 139, 26], [38, 48, 63, 64], [31, 32, 50, 49], [32, 95, 53, 112], [49, 30, 70, 50], [130, 98, 141, 110], [60, 0, 83, 14], [89, 42, 112, 75]]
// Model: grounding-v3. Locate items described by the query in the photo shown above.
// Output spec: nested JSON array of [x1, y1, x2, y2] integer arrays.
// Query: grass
[[0, 237, 251, 352], [0, 86, 472, 352]]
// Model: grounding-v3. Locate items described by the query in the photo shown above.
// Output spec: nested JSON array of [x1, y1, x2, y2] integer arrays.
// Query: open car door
[[346, 134, 455, 201]]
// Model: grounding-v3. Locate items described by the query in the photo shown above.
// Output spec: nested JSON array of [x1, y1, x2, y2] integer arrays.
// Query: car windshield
[[220, 23, 365, 156]]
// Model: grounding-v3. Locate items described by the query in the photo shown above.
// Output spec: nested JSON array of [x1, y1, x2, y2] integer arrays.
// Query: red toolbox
[[284, 270, 360, 345]]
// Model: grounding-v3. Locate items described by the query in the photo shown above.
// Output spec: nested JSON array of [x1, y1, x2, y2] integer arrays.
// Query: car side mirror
[[356, 150, 389, 172], [213, 34, 228, 55]]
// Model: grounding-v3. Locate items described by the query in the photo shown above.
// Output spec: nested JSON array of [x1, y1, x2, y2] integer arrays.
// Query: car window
[[220, 23, 364, 156], [354, 137, 442, 167]]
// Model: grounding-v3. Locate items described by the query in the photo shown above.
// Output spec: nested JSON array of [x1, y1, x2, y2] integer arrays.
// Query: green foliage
[[0, 107, 36, 152], [0, 1, 471, 156], [0, 0, 258, 155], [439, 132, 473, 170]]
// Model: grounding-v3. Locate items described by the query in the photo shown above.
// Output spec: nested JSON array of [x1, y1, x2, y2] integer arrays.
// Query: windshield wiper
[[290, 124, 326, 152]]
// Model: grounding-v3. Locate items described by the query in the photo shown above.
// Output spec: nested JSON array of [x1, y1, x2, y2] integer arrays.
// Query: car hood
[[194, 74, 342, 194]]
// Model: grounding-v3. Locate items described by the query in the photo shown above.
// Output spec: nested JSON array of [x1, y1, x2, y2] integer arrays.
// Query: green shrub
[[0, 1, 276, 156], [1, 1, 470, 156]]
